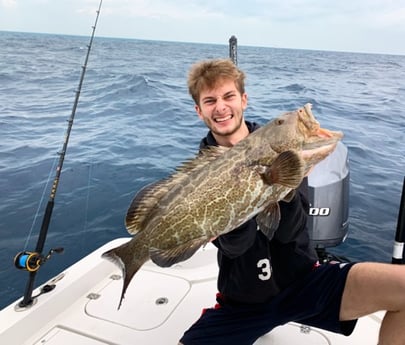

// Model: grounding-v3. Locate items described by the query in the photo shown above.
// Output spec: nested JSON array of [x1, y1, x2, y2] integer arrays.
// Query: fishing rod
[[13, 0, 103, 309]]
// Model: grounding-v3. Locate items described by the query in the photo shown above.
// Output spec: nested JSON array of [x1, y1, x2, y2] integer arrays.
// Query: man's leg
[[179, 301, 272, 345], [340, 262, 405, 345]]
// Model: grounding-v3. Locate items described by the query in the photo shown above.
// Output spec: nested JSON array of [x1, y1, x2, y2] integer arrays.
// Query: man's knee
[[341, 263, 405, 320]]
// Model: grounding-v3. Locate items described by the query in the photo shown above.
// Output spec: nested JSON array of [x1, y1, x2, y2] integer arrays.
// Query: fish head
[[257, 103, 343, 172], [297, 103, 343, 170]]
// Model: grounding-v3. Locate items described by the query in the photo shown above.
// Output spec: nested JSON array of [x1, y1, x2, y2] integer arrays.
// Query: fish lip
[[315, 127, 343, 139], [299, 104, 343, 140], [302, 138, 340, 150], [302, 128, 343, 150], [301, 142, 339, 164], [302, 141, 337, 153]]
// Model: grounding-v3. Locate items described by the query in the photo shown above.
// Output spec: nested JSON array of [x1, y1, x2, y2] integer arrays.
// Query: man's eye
[[204, 99, 215, 105]]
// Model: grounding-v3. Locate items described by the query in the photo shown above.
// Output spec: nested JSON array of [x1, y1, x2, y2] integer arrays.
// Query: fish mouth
[[301, 127, 343, 169], [302, 141, 338, 158], [301, 140, 340, 174], [297, 103, 344, 167], [303, 127, 343, 150], [298, 104, 343, 150], [316, 127, 342, 139]]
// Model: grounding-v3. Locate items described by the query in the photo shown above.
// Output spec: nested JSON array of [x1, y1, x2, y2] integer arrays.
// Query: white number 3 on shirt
[[257, 258, 272, 281]]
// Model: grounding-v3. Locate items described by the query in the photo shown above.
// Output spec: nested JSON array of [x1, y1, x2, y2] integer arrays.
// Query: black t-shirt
[[200, 121, 318, 304]]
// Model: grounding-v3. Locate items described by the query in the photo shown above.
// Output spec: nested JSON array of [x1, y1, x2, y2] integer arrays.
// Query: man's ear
[[241, 93, 248, 110], [195, 104, 203, 120]]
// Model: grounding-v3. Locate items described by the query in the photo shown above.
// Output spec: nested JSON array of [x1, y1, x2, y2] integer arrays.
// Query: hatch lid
[[85, 269, 190, 330]]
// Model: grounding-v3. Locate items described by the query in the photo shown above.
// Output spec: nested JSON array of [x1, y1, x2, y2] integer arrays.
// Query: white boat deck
[[0, 238, 383, 344]]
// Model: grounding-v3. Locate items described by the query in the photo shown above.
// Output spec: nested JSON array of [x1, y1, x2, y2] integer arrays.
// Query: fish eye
[[276, 119, 284, 125]]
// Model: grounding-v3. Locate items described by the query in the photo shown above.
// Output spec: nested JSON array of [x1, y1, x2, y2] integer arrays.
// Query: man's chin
[[212, 126, 236, 137]]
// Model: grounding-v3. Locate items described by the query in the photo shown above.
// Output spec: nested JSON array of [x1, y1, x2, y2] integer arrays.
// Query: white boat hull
[[0, 238, 382, 344]]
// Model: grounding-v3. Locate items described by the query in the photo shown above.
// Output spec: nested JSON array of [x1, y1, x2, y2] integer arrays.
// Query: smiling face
[[195, 78, 249, 147]]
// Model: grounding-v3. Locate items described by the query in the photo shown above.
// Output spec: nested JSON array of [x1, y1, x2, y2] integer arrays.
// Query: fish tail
[[102, 239, 148, 309]]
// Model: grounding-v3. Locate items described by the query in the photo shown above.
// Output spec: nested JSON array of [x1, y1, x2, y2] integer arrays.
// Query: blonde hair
[[187, 58, 246, 105]]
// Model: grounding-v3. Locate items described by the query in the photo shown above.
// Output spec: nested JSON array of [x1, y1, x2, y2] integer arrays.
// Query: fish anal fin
[[149, 238, 207, 268], [261, 150, 304, 188], [257, 203, 281, 240]]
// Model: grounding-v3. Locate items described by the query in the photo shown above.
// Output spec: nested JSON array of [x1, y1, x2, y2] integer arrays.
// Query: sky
[[1, 0, 405, 55]]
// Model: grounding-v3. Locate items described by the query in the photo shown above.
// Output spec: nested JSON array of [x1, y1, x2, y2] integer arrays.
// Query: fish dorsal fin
[[126, 180, 172, 235], [149, 237, 207, 267], [125, 146, 228, 235], [174, 145, 229, 176]]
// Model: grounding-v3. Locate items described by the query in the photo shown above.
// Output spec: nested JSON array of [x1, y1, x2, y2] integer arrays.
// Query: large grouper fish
[[102, 103, 343, 308]]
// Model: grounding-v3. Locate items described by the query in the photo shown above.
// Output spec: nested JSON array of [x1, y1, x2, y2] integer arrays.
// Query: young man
[[178, 58, 405, 345]]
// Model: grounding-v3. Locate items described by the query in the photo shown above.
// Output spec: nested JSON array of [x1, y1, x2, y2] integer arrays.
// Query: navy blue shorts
[[180, 262, 358, 345]]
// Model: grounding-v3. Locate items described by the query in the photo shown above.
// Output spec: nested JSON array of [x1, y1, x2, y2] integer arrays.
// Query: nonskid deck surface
[[0, 238, 382, 345]]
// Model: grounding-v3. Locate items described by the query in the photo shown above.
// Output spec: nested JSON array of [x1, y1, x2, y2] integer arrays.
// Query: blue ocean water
[[0, 31, 404, 310]]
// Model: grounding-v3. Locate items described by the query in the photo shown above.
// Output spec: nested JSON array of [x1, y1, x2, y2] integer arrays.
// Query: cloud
[[97, 0, 221, 21], [1, 0, 17, 8], [374, 6, 405, 28], [0, 0, 404, 55]]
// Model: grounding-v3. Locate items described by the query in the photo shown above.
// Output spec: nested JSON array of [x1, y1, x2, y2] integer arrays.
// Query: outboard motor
[[307, 141, 350, 250]]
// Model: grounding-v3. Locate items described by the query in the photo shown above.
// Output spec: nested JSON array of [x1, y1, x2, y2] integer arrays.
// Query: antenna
[[229, 35, 238, 65]]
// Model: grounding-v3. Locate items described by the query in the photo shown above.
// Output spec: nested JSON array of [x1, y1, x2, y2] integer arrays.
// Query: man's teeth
[[215, 115, 233, 123]]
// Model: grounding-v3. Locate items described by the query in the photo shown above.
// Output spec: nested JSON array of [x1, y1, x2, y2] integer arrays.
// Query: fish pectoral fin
[[149, 238, 207, 268], [260, 150, 304, 189], [257, 202, 281, 240]]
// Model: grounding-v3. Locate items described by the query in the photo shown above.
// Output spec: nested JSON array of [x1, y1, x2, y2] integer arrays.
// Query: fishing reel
[[14, 247, 64, 272]]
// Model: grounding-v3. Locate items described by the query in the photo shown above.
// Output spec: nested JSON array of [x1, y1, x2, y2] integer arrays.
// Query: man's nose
[[215, 98, 227, 113]]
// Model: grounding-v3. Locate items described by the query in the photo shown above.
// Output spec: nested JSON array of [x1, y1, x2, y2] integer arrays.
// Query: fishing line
[[82, 162, 94, 234], [14, 0, 103, 309], [23, 156, 59, 251]]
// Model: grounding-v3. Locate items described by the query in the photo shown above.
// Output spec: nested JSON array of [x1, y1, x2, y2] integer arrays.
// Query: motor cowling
[[307, 141, 350, 248]]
